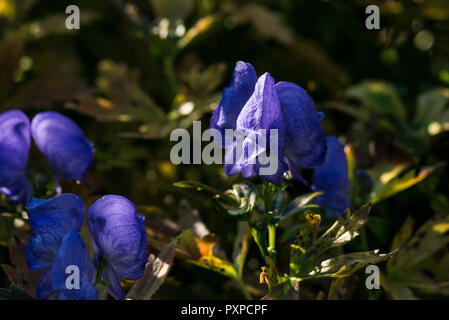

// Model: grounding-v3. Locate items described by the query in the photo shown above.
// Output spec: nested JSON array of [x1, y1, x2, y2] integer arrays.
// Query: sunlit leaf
[[383, 216, 449, 299], [178, 15, 217, 48], [126, 240, 177, 300], [302, 249, 396, 279], [176, 230, 237, 279], [290, 204, 371, 279], [370, 163, 444, 204], [174, 181, 239, 207]]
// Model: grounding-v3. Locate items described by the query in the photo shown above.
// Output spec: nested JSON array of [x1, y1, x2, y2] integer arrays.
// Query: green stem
[[94, 256, 107, 286], [360, 227, 368, 252], [268, 224, 276, 255], [235, 276, 253, 300]]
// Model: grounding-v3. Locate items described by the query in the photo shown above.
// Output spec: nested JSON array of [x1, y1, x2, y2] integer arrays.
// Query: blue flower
[[87, 195, 149, 300], [51, 230, 99, 300], [312, 137, 351, 217], [210, 61, 258, 140], [31, 111, 94, 191], [0, 110, 32, 204], [210, 61, 327, 184], [24, 193, 98, 299], [0, 109, 94, 203]]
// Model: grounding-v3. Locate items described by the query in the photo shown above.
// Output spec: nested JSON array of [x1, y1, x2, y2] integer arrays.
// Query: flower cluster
[[24, 194, 148, 300], [210, 61, 327, 184], [211, 61, 351, 216], [0, 110, 94, 203]]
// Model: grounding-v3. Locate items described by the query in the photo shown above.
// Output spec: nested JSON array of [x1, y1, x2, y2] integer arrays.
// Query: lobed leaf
[[302, 249, 397, 280], [176, 230, 237, 279]]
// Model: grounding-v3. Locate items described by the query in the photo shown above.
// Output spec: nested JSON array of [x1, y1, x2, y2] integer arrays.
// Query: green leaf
[[390, 216, 415, 252], [366, 217, 388, 244], [415, 88, 449, 130], [290, 204, 371, 279], [383, 216, 449, 299], [345, 81, 406, 119], [174, 181, 239, 207], [317, 203, 371, 249], [370, 163, 444, 204], [389, 217, 449, 271], [280, 192, 322, 220], [176, 230, 237, 279], [300, 249, 397, 280], [0, 284, 35, 300]]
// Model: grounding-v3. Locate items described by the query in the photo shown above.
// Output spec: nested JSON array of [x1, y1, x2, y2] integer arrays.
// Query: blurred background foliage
[[1, 0, 449, 299]]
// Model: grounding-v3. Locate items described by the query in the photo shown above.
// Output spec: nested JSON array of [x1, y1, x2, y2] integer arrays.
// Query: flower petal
[[52, 230, 98, 300], [88, 195, 148, 280], [312, 137, 350, 216], [25, 231, 58, 270], [276, 82, 327, 171], [235, 73, 286, 183], [210, 61, 257, 137], [35, 267, 54, 300], [24, 194, 85, 270], [102, 262, 125, 300], [26, 193, 85, 234], [31, 111, 94, 183], [1, 176, 32, 204], [0, 110, 31, 201]]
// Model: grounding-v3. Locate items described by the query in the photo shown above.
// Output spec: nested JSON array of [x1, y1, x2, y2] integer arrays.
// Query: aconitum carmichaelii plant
[[312, 136, 351, 217], [88, 195, 149, 300], [210, 61, 327, 184], [0, 109, 94, 203], [0, 110, 32, 204], [24, 193, 98, 300]]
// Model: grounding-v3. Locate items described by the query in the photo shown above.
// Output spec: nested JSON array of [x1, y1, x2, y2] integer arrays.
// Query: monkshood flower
[[312, 137, 351, 218], [88, 195, 149, 300], [31, 111, 94, 192], [210, 61, 327, 184], [24, 193, 98, 299], [51, 230, 99, 300], [0, 110, 32, 204], [0, 109, 94, 203]]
